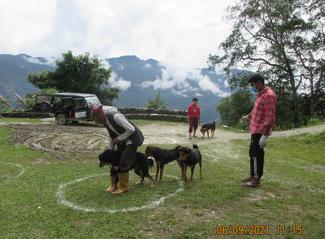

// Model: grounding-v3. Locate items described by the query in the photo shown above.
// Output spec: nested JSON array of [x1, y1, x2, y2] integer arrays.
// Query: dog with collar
[[178, 144, 202, 188]]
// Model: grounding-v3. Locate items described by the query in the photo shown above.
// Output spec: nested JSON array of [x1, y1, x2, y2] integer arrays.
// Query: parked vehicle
[[33, 92, 102, 125], [51, 93, 101, 125], [33, 95, 52, 112]]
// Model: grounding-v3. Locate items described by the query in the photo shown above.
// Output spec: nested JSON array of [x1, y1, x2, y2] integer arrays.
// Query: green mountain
[[0, 53, 234, 121], [0, 54, 55, 106]]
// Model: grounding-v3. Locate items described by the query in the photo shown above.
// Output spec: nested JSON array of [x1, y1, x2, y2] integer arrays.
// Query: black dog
[[178, 144, 202, 188], [99, 149, 154, 186], [200, 121, 216, 138], [145, 145, 181, 181]]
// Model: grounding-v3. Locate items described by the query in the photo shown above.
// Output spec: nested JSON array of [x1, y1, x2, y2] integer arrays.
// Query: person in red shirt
[[187, 97, 200, 139], [240, 74, 277, 187]]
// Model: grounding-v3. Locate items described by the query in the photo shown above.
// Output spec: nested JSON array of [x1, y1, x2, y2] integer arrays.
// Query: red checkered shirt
[[249, 87, 277, 136]]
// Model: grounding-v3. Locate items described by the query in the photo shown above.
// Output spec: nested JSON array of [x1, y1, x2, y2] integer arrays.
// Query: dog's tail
[[192, 144, 199, 149], [146, 156, 155, 167]]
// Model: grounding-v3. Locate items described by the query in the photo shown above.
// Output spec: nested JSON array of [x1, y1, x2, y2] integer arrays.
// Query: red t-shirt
[[188, 103, 200, 118]]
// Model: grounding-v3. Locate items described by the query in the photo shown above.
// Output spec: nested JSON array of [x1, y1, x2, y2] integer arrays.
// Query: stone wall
[[119, 107, 187, 122]]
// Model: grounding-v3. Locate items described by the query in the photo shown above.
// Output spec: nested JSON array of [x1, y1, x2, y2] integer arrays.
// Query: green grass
[[0, 124, 324, 238], [306, 118, 325, 127], [0, 117, 43, 123]]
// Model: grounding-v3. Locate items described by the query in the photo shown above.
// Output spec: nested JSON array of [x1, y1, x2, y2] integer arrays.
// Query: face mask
[[251, 85, 258, 94]]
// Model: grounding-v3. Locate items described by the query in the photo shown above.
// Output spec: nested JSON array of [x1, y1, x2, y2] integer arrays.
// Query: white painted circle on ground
[[0, 162, 25, 180], [56, 174, 183, 213]]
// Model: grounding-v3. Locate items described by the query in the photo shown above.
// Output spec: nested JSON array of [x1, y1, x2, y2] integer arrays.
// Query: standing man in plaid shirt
[[240, 74, 277, 187]]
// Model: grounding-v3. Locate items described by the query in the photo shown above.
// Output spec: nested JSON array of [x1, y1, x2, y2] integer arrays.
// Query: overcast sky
[[0, 0, 235, 73]]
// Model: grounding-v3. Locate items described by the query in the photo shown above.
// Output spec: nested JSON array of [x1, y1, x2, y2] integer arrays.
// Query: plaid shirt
[[249, 87, 277, 136]]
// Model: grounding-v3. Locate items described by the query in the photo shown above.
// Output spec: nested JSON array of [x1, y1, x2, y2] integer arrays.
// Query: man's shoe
[[245, 177, 260, 187], [106, 175, 118, 193], [112, 172, 129, 195], [241, 176, 254, 182]]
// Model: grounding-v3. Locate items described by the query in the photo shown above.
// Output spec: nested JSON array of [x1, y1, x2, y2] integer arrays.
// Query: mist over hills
[[0, 53, 233, 121]]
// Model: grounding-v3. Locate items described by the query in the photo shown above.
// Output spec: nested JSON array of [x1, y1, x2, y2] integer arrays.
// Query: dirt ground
[[3, 122, 325, 157]]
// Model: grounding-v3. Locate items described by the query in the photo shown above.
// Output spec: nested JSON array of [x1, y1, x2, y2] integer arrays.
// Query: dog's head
[[145, 145, 156, 157], [178, 146, 191, 161], [98, 150, 115, 167], [200, 127, 207, 133]]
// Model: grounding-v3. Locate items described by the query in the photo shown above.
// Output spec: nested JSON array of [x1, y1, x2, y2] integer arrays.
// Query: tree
[[28, 51, 119, 105], [217, 90, 254, 126], [209, 0, 325, 127], [147, 92, 167, 110]]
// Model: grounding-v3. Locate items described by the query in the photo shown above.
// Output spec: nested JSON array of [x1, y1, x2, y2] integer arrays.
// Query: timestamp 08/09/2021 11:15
[[215, 224, 304, 236]]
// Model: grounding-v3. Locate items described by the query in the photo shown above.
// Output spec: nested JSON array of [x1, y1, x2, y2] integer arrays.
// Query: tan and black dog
[[99, 149, 154, 187], [200, 121, 216, 138], [178, 144, 202, 188], [145, 145, 181, 181]]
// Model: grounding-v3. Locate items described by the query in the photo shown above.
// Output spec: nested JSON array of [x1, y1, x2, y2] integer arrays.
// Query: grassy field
[[0, 122, 324, 239], [0, 117, 42, 123]]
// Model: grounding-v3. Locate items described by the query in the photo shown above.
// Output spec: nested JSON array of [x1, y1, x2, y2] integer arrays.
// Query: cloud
[[140, 61, 229, 97], [0, 0, 56, 55], [141, 68, 176, 90], [171, 89, 188, 98], [109, 72, 131, 91], [189, 70, 230, 97], [0, 0, 234, 71], [143, 63, 152, 69], [22, 55, 56, 66]]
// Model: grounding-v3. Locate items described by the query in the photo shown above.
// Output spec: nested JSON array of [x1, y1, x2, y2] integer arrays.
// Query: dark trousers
[[249, 134, 264, 179], [188, 117, 199, 133], [110, 144, 137, 175]]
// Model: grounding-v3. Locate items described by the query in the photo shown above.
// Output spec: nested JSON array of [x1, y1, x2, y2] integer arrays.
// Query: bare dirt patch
[[31, 158, 50, 165], [247, 189, 276, 202], [5, 123, 324, 159], [7, 124, 108, 155], [298, 164, 325, 173], [6, 124, 244, 156]]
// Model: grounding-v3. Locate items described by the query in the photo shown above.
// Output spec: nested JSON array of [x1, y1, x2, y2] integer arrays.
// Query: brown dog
[[200, 121, 216, 138], [178, 144, 202, 188]]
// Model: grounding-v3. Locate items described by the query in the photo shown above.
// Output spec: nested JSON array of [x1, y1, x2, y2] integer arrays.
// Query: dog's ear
[[177, 146, 182, 152], [192, 144, 199, 149], [100, 149, 114, 163], [178, 146, 189, 154], [99, 151, 105, 160], [145, 145, 154, 154]]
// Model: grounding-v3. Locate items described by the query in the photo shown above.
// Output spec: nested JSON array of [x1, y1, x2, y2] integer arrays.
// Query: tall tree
[[209, 0, 325, 127], [147, 92, 167, 110], [28, 51, 119, 105]]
